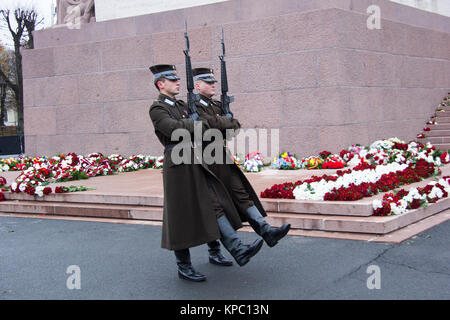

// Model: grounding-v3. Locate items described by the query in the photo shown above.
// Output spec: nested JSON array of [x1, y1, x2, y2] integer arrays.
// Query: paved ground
[[0, 215, 449, 300]]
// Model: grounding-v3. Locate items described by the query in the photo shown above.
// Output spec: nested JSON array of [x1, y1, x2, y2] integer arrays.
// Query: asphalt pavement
[[0, 215, 449, 300]]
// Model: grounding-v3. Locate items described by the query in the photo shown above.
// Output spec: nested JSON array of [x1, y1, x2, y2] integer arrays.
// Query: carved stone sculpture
[[56, 0, 95, 26]]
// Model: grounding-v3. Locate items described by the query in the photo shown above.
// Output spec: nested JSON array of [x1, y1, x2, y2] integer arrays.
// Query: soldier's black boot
[[217, 215, 263, 267], [174, 249, 206, 282], [245, 205, 291, 247], [207, 240, 233, 266]]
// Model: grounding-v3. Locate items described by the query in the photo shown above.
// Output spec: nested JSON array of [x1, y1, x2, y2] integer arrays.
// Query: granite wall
[[22, 0, 450, 158]]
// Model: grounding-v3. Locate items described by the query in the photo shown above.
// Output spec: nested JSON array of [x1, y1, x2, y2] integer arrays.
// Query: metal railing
[[0, 126, 18, 136]]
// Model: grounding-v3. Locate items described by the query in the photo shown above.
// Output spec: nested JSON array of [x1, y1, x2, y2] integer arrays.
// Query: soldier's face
[[195, 80, 215, 98], [159, 78, 180, 96]]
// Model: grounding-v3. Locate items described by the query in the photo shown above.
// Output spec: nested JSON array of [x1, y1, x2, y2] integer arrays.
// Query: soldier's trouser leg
[[216, 215, 263, 267], [206, 182, 233, 266], [206, 177, 263, 267], [245, 205, 291, 248], [228, 168, 254, 213], [207, 240, 233, 266], [208, 181, 226, 219], [174, 249, 206, 282], [228, 170, 291, 247]]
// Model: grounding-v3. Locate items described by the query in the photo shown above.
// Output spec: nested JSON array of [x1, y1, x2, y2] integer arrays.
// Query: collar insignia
[[164, 98, 175, 106]]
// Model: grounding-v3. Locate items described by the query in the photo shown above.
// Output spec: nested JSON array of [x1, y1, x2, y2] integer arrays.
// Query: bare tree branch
[[0, 10, 16, 39], [0, 7, 41, 137]]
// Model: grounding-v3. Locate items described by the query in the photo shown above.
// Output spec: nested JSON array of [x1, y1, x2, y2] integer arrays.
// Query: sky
[[0, 0, 55, 48]]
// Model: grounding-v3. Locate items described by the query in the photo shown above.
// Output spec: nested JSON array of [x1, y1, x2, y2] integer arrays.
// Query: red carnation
[[319, 150, 332, 159], [55, 186, 68, 193], [440, 152, 449, 164], [373, 202, 391, 216], [408, 199, 421, 210], [393, 142, 408, 150], [25, 186, 36, 196]]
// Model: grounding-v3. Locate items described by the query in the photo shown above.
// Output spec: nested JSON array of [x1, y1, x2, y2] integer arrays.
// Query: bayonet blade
[[221, 28, 225, 56], [184, 19, 190, 52]]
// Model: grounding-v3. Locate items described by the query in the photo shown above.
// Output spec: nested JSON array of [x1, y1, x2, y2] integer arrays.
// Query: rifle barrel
[[184, 21, 199, 116]]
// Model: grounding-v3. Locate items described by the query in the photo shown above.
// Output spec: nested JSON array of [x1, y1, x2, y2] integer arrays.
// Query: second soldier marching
[[192, 67, 291, 248]]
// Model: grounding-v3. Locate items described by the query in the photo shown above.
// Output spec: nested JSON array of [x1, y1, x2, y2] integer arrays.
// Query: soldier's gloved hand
[[189, 112, 200, 121], [202, 121, 210, 132], [224, 113, 233, 120]]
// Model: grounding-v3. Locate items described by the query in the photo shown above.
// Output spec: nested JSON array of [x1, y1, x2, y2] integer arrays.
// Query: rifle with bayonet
[[183, 20, 200, 121], [219, 28, 234, 119]]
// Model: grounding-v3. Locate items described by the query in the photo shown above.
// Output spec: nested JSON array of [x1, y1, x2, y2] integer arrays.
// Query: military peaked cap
[[149, 64, 180, 81], [192, 67, 217, 83]]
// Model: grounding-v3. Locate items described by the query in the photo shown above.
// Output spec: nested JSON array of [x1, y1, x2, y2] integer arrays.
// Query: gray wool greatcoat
[[194, 95, 267, 218], [149, 93, 244, 251]]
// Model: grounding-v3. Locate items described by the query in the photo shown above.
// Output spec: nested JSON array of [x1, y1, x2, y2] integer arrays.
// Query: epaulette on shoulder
[[151, 99, 164, 105], [150, 100, 163, 109]]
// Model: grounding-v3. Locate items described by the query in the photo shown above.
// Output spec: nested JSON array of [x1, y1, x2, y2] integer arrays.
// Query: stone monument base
[[22, 0, 450, 158]]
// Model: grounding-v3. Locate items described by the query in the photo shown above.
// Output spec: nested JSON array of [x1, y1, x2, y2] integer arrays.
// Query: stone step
[[425, 124, 450, 130], [433, 116, 450, 123], [264, 196, 449, 234], [430, 143, 450, 151], [418, 136, 450, 144], [424, 129, 450, 137], [1, 196, 448, 235], [3, 192, 164, 207], [261, 199, 373, 216], [436, 104, 450, 110], [3, 209, 449, 244], [5, 189, 376, 217], [0, 201, 163, 220], [435, 111, 450, 117], [4, 170, 450, 218], [2, 162, 448, 242], [276, 209, 450, 243]]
